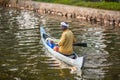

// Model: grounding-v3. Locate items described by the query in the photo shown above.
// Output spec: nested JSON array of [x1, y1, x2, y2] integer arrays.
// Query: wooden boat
[[40, 26, 84, 69]]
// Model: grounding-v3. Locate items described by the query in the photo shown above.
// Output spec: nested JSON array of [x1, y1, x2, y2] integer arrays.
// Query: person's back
[[58, 22, 76, 55]]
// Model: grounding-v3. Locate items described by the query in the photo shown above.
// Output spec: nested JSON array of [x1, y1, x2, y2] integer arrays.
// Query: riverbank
[[34, 0, 120, 11], [7, 0, 120, 27]]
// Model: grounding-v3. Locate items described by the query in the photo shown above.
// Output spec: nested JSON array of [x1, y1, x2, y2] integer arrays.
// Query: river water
[[0, 7, 120, 80]]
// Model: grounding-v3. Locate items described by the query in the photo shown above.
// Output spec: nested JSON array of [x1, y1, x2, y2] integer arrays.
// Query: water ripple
[[0, 7, 120, 80]]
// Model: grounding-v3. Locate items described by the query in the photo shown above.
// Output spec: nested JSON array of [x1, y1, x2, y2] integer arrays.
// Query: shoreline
[[6, 0, 120, 27]]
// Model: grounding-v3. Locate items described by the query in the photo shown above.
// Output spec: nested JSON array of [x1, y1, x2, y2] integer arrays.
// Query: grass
[[75, 2, 120, 10], [33, 0, 120, 11]]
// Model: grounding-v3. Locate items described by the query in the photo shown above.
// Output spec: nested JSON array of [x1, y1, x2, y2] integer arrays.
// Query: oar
[[73, 43, 87, 47]]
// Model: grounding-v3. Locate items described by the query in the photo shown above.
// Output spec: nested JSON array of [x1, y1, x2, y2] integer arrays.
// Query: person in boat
[[46, 38, 56, 49], [58, 22, 76, 59], [45, 38, 59, 52]]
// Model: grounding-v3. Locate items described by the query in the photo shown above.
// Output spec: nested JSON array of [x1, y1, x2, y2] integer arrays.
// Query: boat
[[40, 26, 84, 69]]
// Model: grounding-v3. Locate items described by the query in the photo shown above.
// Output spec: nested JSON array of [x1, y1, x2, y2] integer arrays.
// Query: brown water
[[0, 7, 120, 80]]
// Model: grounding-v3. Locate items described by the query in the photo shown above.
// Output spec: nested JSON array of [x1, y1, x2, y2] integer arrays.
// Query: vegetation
[[33, 0, 120, 11]]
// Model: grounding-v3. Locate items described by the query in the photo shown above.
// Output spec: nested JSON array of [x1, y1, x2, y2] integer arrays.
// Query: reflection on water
[[0, 6, 120, 80]]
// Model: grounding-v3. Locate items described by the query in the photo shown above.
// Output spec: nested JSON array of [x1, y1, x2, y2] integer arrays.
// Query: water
[[0, 6, 120, 80]]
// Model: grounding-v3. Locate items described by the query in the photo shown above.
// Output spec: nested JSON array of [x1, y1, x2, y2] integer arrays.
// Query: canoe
[[40, 26, 84, 69]]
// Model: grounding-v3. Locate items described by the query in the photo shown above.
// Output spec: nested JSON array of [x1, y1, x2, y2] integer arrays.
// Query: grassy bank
[[33, 0, 120, 11]]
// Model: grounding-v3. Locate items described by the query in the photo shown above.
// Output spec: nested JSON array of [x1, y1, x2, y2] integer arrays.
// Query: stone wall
[[0, 0, 10, 6], [8, 0, 120, 27]]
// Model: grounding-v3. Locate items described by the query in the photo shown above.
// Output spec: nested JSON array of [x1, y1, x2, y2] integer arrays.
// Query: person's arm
[[73, 35, 76, 43], [53, 39, 60, 43], [58, 33, 66, 46]]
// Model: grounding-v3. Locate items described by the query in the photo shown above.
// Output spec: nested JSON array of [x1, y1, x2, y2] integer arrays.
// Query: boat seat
[[63, 53, 77, 59]]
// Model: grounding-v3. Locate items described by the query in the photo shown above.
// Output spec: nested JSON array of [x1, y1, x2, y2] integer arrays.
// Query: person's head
[[60, 22, 69, 31], [50, 40, 54, 44]]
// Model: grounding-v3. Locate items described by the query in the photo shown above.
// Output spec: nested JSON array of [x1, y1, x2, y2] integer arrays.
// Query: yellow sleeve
[[58, 33, 66, 46], [73, 35, 76, 43]]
